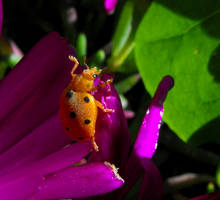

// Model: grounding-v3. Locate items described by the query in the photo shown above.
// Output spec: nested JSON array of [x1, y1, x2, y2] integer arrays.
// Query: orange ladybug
[[59, 56, 114, 152]]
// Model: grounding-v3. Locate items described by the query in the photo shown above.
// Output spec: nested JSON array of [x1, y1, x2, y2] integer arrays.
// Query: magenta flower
[[103, 0, 118, 14], [0, 32, 173, 199], [0, 0, 3, 36], [188, 191, 220, 200]]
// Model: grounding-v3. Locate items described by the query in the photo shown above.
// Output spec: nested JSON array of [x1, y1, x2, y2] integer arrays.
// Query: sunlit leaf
[[135, 0, 220, 142]]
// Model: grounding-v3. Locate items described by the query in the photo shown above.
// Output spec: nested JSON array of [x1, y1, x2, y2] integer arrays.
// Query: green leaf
[[216, 164, 220, 188], [108, 0, 134, 71], [8, 54, 22, 66], [135, 0, 220, 143], [115, 49, 138, 74], [207, 182, 215, 193], [108, 0, 150, 72], [119, 94, 128, 109], [115, 74, 140, 94], [76, 33, 87, 64], [0, 61, 8, 80], [92, 50, 105, 66], [112, 0, 133, 57]]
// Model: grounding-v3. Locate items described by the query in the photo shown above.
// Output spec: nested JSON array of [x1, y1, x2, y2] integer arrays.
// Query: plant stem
[[159, 129, 220, 167]]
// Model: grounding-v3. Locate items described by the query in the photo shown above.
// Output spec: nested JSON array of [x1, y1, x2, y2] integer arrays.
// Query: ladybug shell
[[59, 86, 98, 142]]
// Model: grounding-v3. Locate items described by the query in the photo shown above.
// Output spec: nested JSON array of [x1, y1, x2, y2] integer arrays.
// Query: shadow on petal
[[0, 32, 75, 153]]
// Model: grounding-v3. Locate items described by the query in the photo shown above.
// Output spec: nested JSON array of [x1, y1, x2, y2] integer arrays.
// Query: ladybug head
[[82, 67, 102, 81]]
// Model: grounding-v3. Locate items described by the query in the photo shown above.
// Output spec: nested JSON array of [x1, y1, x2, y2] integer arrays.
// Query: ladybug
[[59, 56, 114, 152]]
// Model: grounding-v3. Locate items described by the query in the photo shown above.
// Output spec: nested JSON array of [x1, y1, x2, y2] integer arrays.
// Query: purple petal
[[0, 175, 44, 200], [188, 191, 220, 200], [0, 0, 2, 36], [134, 105, 163, 159], [0, 142, 90, 184], [118, 157, 162, 199], [28, 162, 124, 199], [134, 75, 174, 159], [103, 0, 118, 14], [0, 114, 72, 175], [89, 74, 130, 170], [0, 32, 74, 153], [118, 76, 174, 198], [137, 159, 163, 200]]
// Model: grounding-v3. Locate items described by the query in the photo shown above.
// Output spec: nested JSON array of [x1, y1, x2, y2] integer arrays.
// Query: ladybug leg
[[68, 56, 79, 76], [91, 136, 99, 152], [95, 100, 114, 113], [91, 79, 113, 92], [98, 79, 113, 89]]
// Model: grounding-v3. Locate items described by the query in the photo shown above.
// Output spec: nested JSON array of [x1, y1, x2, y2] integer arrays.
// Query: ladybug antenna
[[83, 57, 90, 69]]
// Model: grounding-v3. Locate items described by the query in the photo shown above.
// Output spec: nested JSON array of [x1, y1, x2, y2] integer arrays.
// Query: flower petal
[[137, 159, 163, 200], [103, 0, 118, 14], [118, 76, 174, 198], [0, 32, 74, 153], [0, 114, 71, 175], [28, 162, 124, 199], [0, 0, 2, 36], [0, 142, 90, 183], [134, 75, 174, 159], [0, 175, 44, 200], [89, 74, 130, 170], [188, 191, 220, 200], [118, 158, 162, 200]]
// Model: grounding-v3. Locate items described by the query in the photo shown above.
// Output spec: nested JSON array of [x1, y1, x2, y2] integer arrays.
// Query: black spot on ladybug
[[84, 119, 91, 124], [78, 137, 84, 140], [84, 96, 90, 103], [66, 90, 74, 99], [70, 112, 76, 118], [66, 128, 70, 131]]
